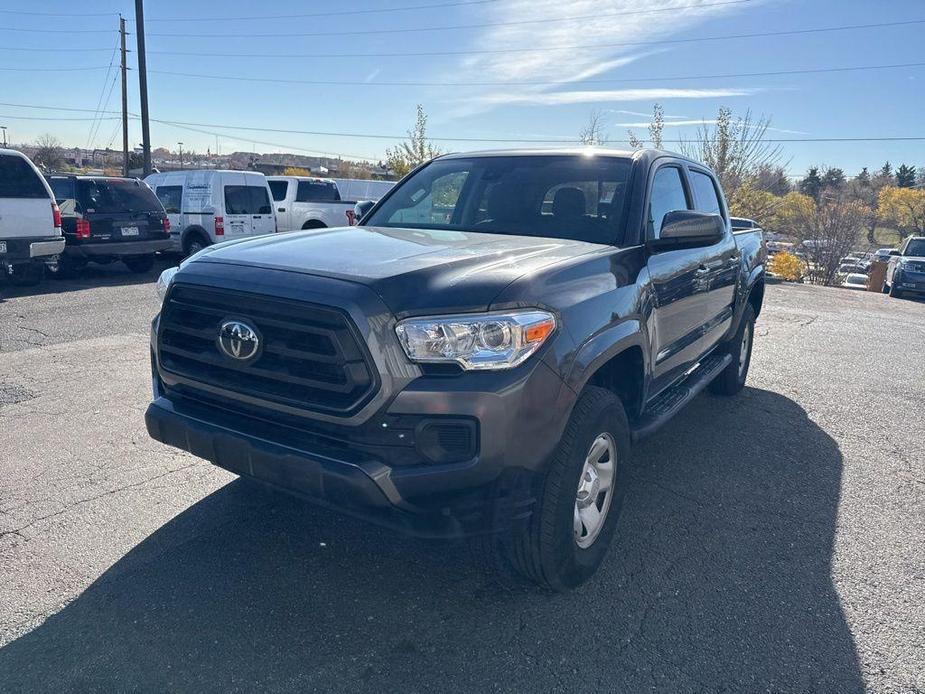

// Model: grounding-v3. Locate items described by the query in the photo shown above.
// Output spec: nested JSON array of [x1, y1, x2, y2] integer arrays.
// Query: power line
[[0, 102, 123, 114], [0, 8, 115, 16], [147, 60, 925, 88], [145, 18, 925, 59], [0, 113, 120, 121], [146, 0, 754, 38], [85, 39, 120, 150], [88, 74, 119, 149], [138, 0, 502, 22], [0, 65, 111, 71], [0, 26, 114, 34], [0, 47, 115, 53]]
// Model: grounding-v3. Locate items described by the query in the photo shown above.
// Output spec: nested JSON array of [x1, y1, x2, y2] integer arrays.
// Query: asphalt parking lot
[[0, 263, 923, 693]]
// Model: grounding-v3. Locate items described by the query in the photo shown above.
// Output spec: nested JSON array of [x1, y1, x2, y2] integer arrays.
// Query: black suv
[[45, 175, 171, 276]]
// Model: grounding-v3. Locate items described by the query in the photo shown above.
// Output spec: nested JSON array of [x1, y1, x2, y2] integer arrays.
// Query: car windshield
[[904, 239, 925, 257], [365, 154, 634, 244], [78, 178, 163, 214]]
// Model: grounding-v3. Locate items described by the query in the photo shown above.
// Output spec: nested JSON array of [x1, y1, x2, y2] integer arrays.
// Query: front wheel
[[502, 386, 631, 591], [889, 281, 903, 298], [709, 303, 755, 396]]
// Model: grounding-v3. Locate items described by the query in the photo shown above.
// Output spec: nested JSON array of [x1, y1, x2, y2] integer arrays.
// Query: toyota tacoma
[[146, 149, 765, 590]]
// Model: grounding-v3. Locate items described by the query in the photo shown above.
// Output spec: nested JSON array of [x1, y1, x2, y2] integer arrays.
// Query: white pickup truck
[[267, 176, 394, 231]]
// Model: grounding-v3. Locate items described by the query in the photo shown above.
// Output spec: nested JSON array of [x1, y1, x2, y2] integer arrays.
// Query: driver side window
[[648, 166, 690, 239]]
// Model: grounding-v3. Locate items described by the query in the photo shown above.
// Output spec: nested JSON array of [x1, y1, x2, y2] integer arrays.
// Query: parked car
[[0, 148, 64, 286], [146, 148, 765, 590], [766, 240, 794, 254], [883, 236, 925, 298], [44, 174, 171, 277], [730, 216, 758, 230], [837, 262, 868, 276], [872, 247, 898, 264], [267, 176, 394, 232], [843, 273, 868, 290], [145, 170, 276, 256]]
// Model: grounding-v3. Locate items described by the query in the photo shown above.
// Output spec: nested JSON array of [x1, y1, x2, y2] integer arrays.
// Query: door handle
[[278, 207, 286, 212], [694, 265, 711, 276]]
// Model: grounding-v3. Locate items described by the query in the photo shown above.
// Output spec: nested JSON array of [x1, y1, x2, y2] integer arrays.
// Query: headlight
[[395, 310, 556, 371], [155, 266, 179, 303]]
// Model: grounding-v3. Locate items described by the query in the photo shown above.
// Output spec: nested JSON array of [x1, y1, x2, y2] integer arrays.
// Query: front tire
[[889, 281, 903, 298], [503, 386, 631, 591], [709, 303, 755, 396]]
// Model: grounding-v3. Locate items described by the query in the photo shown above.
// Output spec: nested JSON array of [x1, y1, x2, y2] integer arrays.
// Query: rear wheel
[[183, 232, 210, 257], [123, 254, 155, 274], [709, 303, 755, 396], [301, 220, 327, 230], [7, 262, 44, 287], [495, 386, 630, 591], [46, 256, 85, 280]]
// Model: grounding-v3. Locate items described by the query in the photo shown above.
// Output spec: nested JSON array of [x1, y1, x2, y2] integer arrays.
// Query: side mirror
[[888, 249, 901, 256], [650, 210, 725, 251], [354, 200, 376, 224]]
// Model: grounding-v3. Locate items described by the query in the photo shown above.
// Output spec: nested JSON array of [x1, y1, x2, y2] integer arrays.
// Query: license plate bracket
[[121, 226, 140, 237]]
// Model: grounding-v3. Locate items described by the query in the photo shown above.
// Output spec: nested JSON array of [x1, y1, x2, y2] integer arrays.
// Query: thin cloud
[[447, 0, 765, 114], [476, 87, 760, 107], [364, 68, 381, 84]]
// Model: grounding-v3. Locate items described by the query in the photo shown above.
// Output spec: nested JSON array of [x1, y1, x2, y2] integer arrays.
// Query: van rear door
[[248, 181, 275, 236], [0, 152, 54, 242], [221, 174, 253, 241]]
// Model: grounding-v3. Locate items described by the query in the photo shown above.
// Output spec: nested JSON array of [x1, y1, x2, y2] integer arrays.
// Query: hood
[[192, 226, 607, 314]]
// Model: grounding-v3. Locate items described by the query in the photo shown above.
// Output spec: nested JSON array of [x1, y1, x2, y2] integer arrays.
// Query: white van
[[145, 170, 276, 255], [267, 176, 394, 232], [0, 148, 65, 285]]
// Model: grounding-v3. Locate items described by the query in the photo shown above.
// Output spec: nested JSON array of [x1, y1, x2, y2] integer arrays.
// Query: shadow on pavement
[[0, 388, 862, 692], [0, 254, 178, 301]]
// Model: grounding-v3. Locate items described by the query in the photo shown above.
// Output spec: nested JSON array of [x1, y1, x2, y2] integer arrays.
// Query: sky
[[1, 0, 924, 177]]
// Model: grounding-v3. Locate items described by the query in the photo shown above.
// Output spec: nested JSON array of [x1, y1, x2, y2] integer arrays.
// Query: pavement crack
[[0, 462, 202, 541]]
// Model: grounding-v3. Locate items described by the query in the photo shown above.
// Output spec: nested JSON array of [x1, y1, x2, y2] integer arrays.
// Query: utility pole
[[178, 142, 183, 169], [1, 126, 7, 148], [120, 15, 129, 176], [134, 0, 151, 176]]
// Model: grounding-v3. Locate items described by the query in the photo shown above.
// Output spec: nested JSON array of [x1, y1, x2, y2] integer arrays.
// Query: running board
[[631, 352, 732, 443]]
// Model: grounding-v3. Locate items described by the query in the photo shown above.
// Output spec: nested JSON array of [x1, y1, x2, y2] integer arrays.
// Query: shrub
[[769, 251, 805, 282]]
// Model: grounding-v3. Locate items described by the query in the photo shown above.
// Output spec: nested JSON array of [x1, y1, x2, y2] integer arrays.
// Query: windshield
[[365, 155, 633, 244], [904, 239, 925, 257], [78, 178, 163, 214]]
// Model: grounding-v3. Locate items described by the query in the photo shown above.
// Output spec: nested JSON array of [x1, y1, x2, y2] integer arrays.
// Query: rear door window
[[689, 170, 724, 219], [0, 154, 49, 198], [268, 180, 289, 201], [296, 180, 340, 202], [155, 185, 183, 213], [224, 186, 252, 214], [78, 179, 163, 213], [48, 177, 77, 204], [249, 187, 272, 214]]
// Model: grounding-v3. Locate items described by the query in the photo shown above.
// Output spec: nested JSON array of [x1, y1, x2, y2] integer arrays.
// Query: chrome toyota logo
[[217, 320, 260, 361]]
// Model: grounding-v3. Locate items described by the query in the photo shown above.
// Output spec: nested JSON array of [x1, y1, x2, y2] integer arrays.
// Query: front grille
[[158, 284, 378, 416]]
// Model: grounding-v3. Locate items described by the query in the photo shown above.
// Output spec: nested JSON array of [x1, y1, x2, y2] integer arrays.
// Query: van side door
[[686, 166, 739, 353]]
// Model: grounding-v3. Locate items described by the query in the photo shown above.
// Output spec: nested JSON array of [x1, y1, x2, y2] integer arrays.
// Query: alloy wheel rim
[[739, 322, 752, 377], [574, 433, 617, 549]]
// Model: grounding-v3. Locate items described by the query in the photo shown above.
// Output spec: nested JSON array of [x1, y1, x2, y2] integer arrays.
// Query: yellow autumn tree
[[282, 166, 312, 176], [878, 186, 925, 240]]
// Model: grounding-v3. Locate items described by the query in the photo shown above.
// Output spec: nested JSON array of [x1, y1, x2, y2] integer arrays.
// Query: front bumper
[[895, 270, 925, 293], [65, 238, 173, 258], [0, 235, 65, 263]]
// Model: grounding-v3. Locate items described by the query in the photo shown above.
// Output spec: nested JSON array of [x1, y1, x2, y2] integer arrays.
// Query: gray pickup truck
[[146, 148, 765, 590]]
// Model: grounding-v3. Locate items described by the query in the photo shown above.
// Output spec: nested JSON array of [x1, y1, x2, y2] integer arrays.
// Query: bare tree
[[625, 103, 663, 149], [385, 104, 442, 178], [32, 134, 64, 170], [578, 109, 608, 146], [792, 192, 870, 286], [679, 108, 785, 198]]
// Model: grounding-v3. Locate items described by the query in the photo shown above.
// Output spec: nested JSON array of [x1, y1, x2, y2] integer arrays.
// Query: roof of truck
[[437, 147, 703, 166]]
